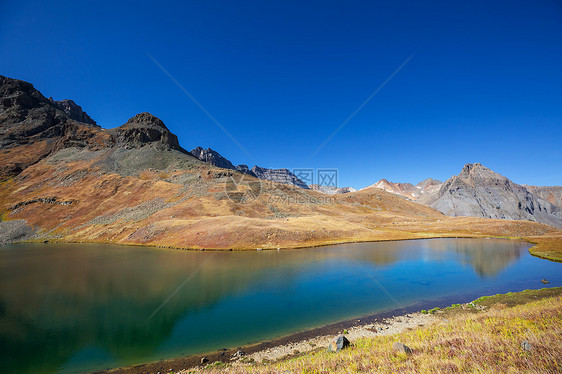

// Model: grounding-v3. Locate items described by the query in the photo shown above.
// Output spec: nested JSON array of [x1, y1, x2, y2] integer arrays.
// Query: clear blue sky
[[1, 0, 561, 188]]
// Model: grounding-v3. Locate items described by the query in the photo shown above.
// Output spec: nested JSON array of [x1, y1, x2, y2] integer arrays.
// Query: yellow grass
[[192, 289, 562, 373], [0, 152, 561, 258]]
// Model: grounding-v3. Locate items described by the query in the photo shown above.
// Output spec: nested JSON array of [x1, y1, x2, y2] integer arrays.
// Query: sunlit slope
[[1, 75, 560, 255], [1, 147, 560, 251]]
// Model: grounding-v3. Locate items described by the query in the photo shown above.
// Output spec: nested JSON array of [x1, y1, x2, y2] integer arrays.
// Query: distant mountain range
[[309, 185, 357, 194], [366, 178, 442, 200], [370, 163, 562, 228], [1, 74, 560, 251]]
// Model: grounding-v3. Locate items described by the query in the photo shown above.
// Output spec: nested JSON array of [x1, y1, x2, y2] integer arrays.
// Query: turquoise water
[[0, 238, 560, 373]]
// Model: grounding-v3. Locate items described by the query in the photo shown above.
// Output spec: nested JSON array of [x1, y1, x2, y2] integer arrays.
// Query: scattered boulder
[[200, 356, 209, 364], [230, 350, 245, 360], [329, 335, 350, 352], [521, 341, 533, 351], [393, 342, 413, 355]]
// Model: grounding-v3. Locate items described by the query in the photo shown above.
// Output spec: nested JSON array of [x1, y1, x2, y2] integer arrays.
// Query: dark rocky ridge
[[191, 146, 236, 170], [0, 75, 194, 180], [190, 147, 310, 189], [0, 75, 105, 178], [190, 147, 257, 177], [0, 75, 72, 149], [417, 163, 562, 228], [49, 98, 97, 125], [109, 113, 187, 153], [251, 166, 310, 189]]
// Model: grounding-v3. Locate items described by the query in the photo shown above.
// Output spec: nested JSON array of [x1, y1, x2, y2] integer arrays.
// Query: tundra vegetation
[[187, 288, 561, 373]]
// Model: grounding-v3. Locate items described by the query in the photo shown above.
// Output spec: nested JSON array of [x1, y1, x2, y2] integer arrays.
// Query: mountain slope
[[417, 163, 562, 228], [523, 185, 562, 210]]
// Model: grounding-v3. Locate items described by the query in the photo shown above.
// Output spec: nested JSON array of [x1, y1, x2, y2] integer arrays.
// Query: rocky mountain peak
[[0, 75, 67, 132], [458, 162, 493, 177], [122, 112, 169, 130], [49, 98, 97, 126], [190, 147, 236, 170], [109, 113, 184, 152], [418, 163, 562, 227]]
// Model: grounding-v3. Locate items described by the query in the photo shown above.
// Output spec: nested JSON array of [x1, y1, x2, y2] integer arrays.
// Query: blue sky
[[1, 0, 561, 189]]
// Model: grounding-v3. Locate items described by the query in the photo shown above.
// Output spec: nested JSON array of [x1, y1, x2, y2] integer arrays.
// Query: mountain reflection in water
[[0, 238, 558, 374]]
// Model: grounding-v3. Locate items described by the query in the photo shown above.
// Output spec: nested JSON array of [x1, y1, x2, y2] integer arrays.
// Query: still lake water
[[0, 238, 560, 373]]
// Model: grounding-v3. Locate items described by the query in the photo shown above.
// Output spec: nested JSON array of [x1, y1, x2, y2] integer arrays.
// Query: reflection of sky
[[0, 239, 559, 374]]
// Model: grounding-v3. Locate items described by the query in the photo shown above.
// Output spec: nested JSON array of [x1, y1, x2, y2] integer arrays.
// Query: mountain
[[417, 163, 562, 228], [368, 178, 442, 200], [189, 146, 309, 189], [251, 166, 309, 189], [523, 185, 562, 210], [109, 112, 186, 152], [49, 98, 96, 125], [1, 75, 560, 252], [309, 184, 356, 194], [190, 147, 257, 177], [0, 75, 106, 180]]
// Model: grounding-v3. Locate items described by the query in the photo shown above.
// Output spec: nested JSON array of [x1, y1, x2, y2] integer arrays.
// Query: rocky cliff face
[[190, 147, 236, 170], [189, 146, 310, 188], [251, 166, 309, 189], [523, 185, 562, 210], [0, 75, 109, 179], [0, 75, 72, 149], [49, 98, 97, 125], [190, 147, 258, 177], [417, 163, 562, 228]]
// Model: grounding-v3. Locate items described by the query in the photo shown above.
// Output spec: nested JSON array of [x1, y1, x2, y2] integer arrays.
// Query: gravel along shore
[[235, 312, 437, 366]]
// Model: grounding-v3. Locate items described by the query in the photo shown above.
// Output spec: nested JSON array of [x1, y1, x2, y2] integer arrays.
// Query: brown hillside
[[1, 75, 561, 259]]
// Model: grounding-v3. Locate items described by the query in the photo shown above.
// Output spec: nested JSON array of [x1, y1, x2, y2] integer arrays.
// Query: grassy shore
[[527, 235, 562, 262], [187, 287, 561, 373]]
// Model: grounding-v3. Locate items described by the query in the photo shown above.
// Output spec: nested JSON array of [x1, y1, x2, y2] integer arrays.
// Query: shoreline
[[100, 286, 556, 374], [14, 232, 531, 252]]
